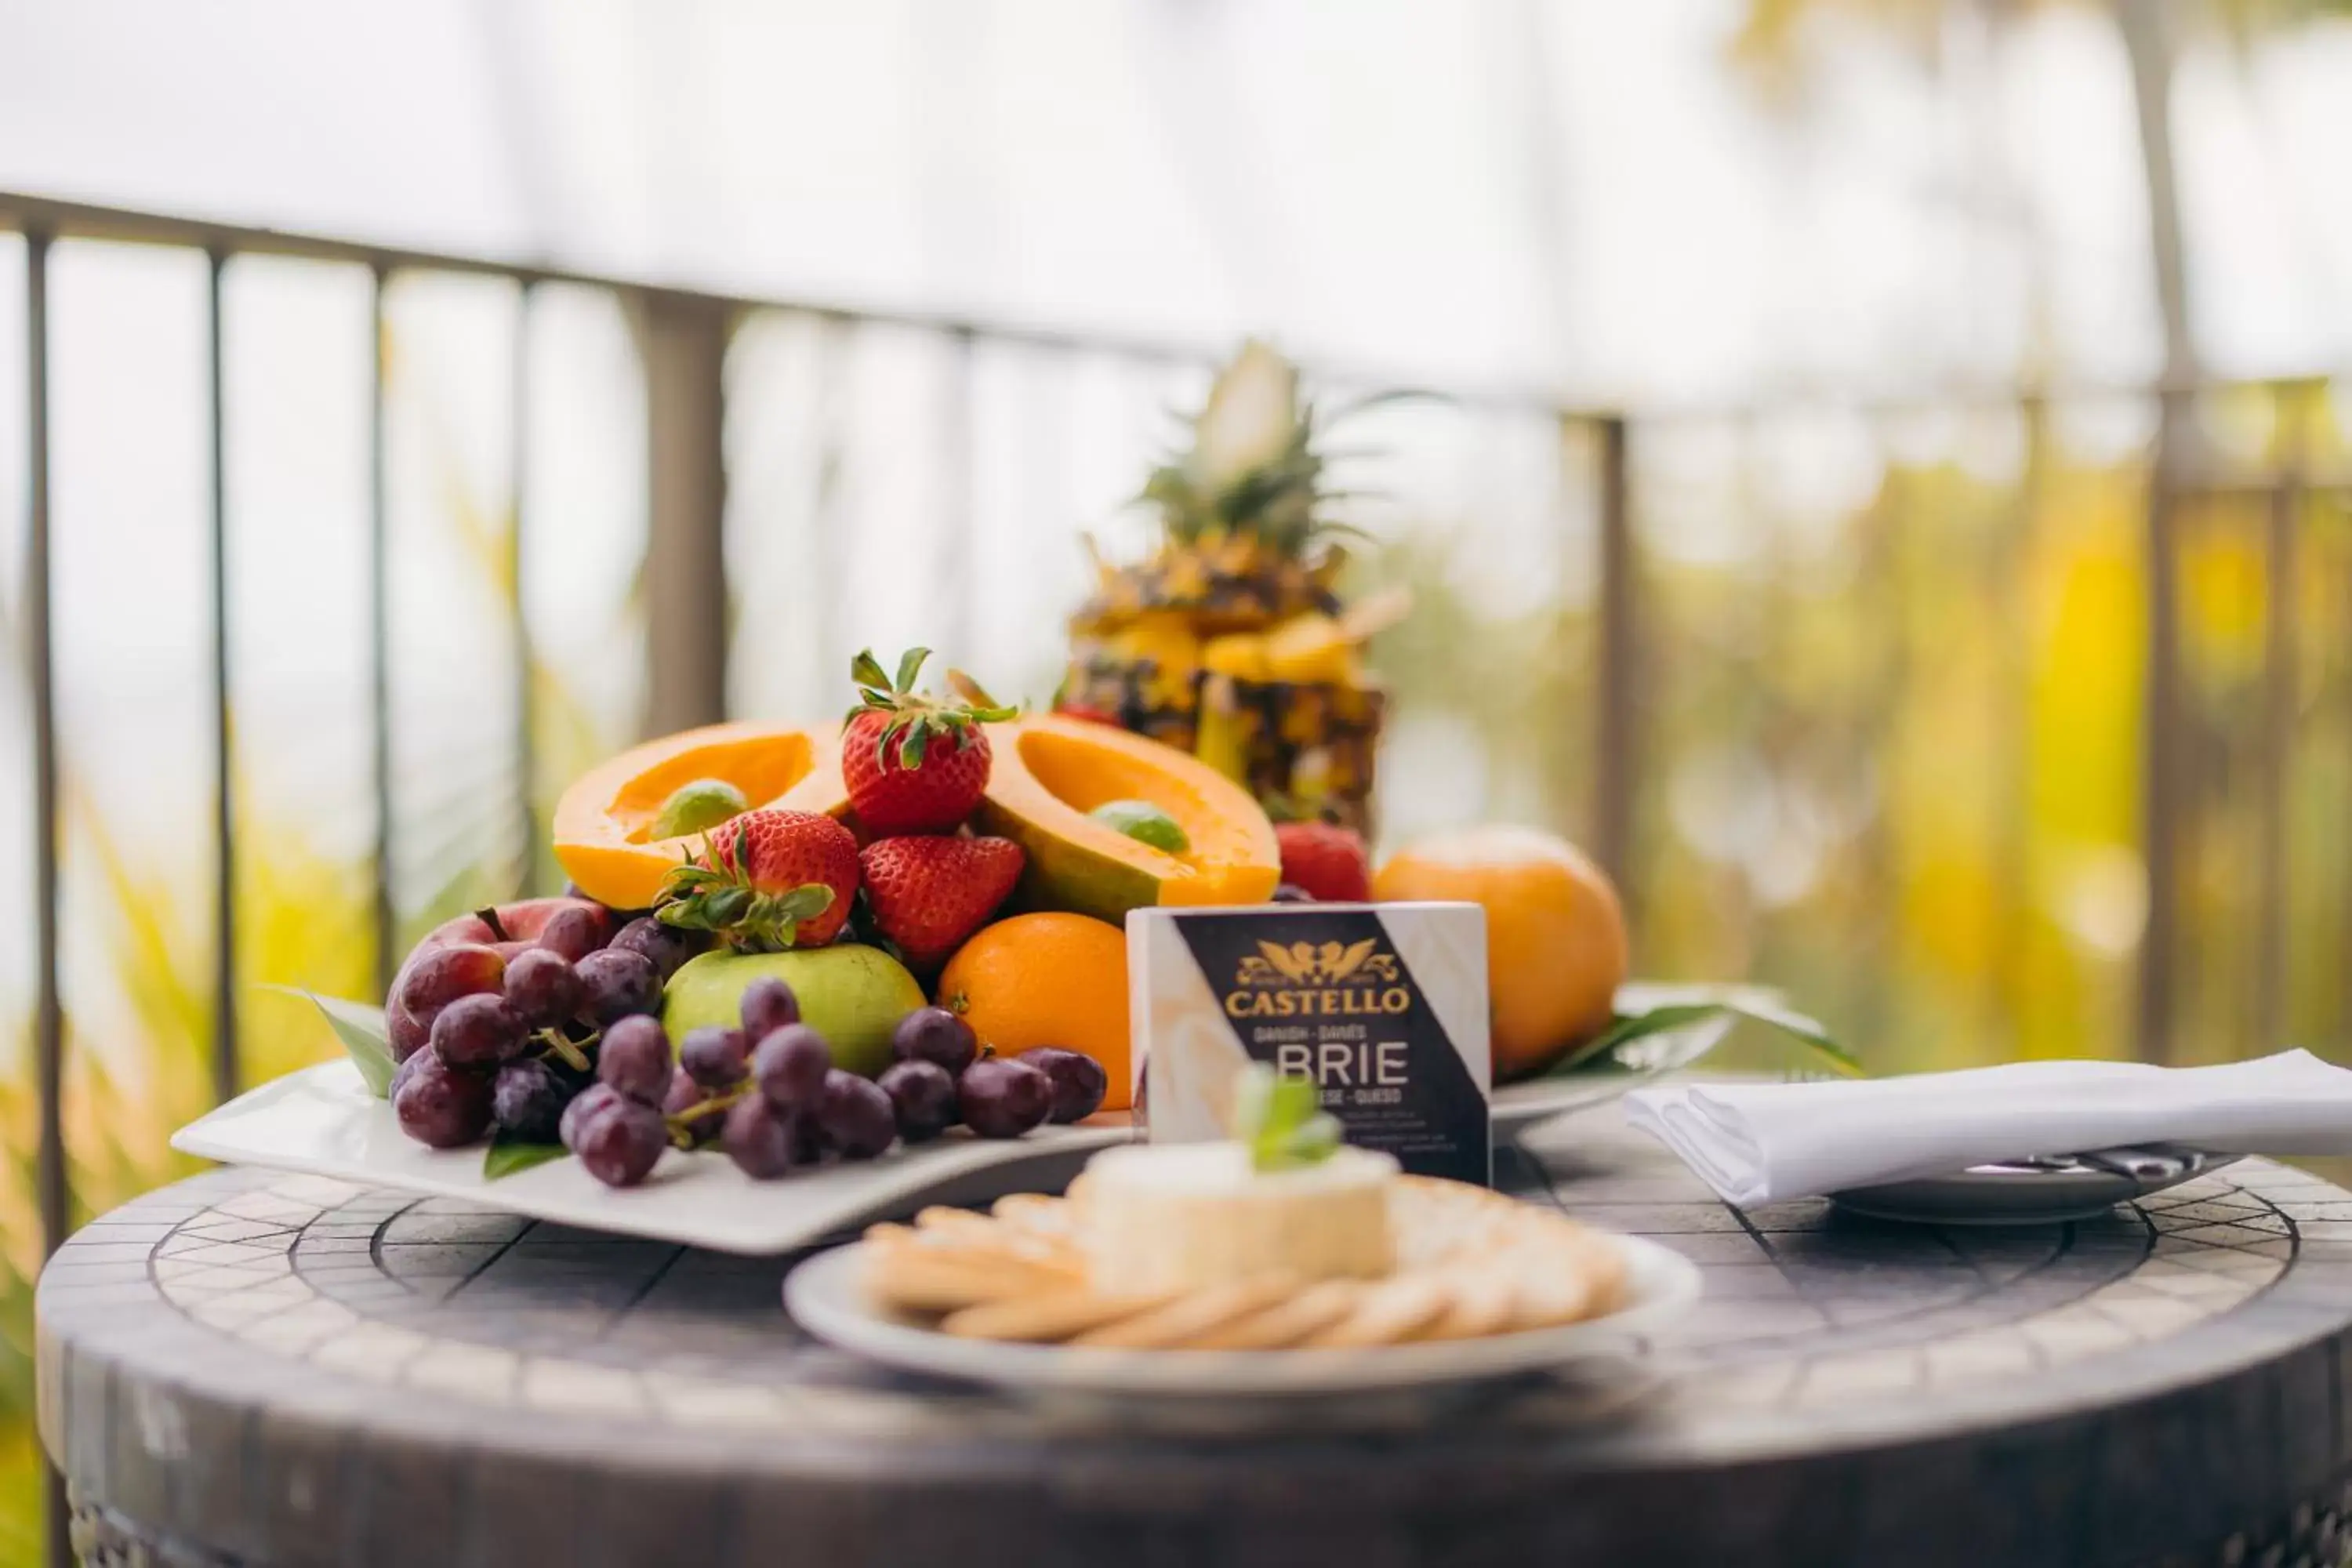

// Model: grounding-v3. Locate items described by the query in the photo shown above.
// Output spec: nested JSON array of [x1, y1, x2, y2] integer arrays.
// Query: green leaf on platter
[[262, 985, 397, 1098], [483, 1132, 566, 1181], [1544, 993, 1862, 1080]]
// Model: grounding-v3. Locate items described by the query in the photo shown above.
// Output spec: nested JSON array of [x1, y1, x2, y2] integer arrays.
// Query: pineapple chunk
[[1262, 614, 1356, 684], [1107, 612, 1201, 675], [1200, 633, 1270, 681]]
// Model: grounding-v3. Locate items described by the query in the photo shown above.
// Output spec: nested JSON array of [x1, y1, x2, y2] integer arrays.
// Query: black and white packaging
[[1128, 902, 1491, 1185]]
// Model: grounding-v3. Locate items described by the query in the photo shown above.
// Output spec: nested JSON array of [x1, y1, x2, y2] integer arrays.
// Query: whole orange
[[1370, 826, 1628, 1083], [936, 912, 1133, 1111]]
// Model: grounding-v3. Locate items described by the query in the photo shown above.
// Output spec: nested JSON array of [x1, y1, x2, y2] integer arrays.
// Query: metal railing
[[6, 188, 2350, 1564]]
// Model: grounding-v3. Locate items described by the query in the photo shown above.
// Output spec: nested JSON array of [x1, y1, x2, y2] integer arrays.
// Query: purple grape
[[597, 1015, 673, 1106], [608, 916, 704, 982], [1017, 1048, 1108, 1125], [397, 944, 507, 1016], [722, 1094, 806, 1179], [738, 976, 801, 1039], [387, 1000, 430, 1062], [1271, 884, 1316, 904], [890, 1007, 978, 1075], [430, 993, 528, 1069], [815, 1070, 897, 1160], [560, 1082, 623, 1151], [394, 1053, 495, 1148], [752, 1024, 831, 1110], [575, 1098, 668, 1188], [502, 949, 583, 1031], [678, 1025, 749, 1090], [957, 1056, 1051, 1140], [878, 1059, 957, 1143], [575, 949, 661, 1025], [492, 1058, 574, 1142], [390, 1047, 430, 1098], [662, 1073, 723, 1149], [535, 903, 612, 963]]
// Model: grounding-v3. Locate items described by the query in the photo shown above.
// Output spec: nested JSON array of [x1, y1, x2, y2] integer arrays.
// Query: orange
[[937, 912, 1132, 1111], [1371, 826, 1628, 1083]]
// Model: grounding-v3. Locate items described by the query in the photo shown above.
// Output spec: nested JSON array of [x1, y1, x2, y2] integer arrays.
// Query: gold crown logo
[[1236, 938, 1400, 989]]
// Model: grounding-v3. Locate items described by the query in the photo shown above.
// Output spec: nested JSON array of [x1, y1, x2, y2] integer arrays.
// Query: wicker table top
[[38, 1109, 2352, 1568]]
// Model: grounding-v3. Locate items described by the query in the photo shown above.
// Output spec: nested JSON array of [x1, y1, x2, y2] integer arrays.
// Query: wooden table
[[38, 1111, 2352, 1567]]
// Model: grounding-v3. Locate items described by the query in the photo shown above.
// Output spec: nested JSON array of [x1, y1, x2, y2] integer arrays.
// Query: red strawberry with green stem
[[656, 809, 860, 951], [858, 835, 1025, 971], [844, 648, 1018, 835]]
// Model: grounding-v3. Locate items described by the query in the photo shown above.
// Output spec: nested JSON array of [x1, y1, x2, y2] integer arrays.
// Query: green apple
[[662, 944, 924, 1079]]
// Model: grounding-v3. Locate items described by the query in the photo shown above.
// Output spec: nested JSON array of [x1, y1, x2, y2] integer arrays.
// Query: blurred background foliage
[[7, 0, 2352, 1555]]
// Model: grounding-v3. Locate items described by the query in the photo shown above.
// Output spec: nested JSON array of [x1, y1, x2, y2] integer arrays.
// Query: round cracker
[[942, 1287, 1174, 1343], [1303, 1275, 1451, 1348], [1186, 1279, 1367, 1350], [1070, 1276, 1301, 1350]]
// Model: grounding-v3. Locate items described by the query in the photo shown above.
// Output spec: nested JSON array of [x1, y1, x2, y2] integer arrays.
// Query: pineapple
[[1062, 340, 1406, 833]]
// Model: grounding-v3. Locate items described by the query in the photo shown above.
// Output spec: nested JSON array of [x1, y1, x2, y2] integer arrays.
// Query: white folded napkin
[[1623, 1050, 2352, 1207]]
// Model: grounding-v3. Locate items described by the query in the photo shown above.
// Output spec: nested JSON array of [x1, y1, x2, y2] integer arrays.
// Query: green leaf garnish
[[263, 985, 397, 1098], [1232, 1064, 1343, 1171], [483, 1131, 565, 1181], [1544, 989, 1860, 1079]]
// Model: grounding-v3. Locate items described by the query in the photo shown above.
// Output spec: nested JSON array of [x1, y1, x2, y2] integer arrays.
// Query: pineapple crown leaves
[[1136, 341, 1444, 559], [847, 647, 1018, 771], [653, 822, 836, 953]]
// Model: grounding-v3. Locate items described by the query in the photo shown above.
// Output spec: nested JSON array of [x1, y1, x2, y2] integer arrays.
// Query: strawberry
[[858, 835, 1025, 971], [1274, 822, 1370, 903], [655, 809, 860, 951], [844, 648, 1018, 835]]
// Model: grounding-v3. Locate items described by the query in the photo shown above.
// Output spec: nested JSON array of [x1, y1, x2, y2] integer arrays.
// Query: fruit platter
[[178, 340, 1842, 1272]]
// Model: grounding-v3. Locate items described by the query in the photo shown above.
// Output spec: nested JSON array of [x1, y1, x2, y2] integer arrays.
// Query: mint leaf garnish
[[1232, 1065, 1343, 1171]]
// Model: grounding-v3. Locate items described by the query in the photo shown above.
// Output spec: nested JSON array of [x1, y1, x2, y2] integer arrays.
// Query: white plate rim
[[171, 1059, 1129, 1255], [783, 1231, 1701, 1396]]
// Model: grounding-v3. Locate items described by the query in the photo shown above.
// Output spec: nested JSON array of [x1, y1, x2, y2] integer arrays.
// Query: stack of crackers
[[861, 1176, 1628, 1352]]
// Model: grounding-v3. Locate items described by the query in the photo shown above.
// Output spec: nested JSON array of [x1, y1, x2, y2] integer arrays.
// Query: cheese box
[[1127, 902, 1492, 1186]]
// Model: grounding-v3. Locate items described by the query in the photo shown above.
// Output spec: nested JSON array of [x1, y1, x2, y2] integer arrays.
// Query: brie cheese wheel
[[1081, 1143, 1399, 1296]]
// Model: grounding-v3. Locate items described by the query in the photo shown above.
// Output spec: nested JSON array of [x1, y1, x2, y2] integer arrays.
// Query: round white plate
[[1493, 1010, 1737, 1133], [784, 1232, 1700, 1397]]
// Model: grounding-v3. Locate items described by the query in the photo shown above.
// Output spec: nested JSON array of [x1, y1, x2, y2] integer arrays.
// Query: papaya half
[[974, 713, 1280, 924], [552, 721, 848, 909]]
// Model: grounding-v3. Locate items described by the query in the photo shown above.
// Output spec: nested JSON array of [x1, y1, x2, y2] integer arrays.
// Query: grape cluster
[[386, 902, 706, 1168], [708, 989, 1109, 1183], [385, 902, 1112, 1192]]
